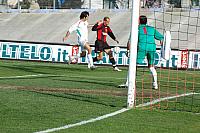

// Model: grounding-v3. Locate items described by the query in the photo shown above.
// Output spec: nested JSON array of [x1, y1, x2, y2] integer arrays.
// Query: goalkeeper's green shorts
[[137, 50, 155, 65]]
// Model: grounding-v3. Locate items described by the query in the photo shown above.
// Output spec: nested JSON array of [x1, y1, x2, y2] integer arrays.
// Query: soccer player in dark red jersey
[[92, 17, 121, 71]]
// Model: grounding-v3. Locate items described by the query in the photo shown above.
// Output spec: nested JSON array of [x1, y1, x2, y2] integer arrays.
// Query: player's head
[[139, 15, 147, 24], [80, 11, 89, 21], [103, 17, 110, 26]]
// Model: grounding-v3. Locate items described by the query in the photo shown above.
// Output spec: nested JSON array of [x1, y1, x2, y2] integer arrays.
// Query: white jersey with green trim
[[68, 20, 88, 44]]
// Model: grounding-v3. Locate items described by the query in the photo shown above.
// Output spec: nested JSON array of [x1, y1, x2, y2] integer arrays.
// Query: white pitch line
[[34, 92, 199, 133], [36, 74, 125, 80], [136, 92, 200, 108], [0, 74, 45, 79], [34, 108, 129, 133]]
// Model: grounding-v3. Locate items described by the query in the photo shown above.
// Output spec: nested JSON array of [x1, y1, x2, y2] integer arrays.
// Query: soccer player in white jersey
[[63, 11, 95, 70]]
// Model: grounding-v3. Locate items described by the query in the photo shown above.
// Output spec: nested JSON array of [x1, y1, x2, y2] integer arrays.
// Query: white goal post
[[127, 0, 140, 108]]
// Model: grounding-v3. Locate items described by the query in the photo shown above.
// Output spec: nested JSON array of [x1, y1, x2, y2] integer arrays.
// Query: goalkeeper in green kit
[[120, 15, 164, 89]]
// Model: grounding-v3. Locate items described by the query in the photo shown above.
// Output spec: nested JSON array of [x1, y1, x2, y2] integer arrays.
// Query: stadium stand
[[0, 9, 199, 49]]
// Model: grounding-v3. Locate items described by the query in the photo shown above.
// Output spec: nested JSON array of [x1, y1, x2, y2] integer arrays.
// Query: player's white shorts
[[78, 38, 88, 51]]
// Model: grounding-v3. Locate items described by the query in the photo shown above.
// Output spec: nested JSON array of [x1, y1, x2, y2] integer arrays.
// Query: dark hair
[[80, 11, 89, 19], [139, 15, 147, 24], [103, 16, 110, 21]]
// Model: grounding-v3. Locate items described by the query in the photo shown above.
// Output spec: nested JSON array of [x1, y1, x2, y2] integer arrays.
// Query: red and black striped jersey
[[92, 23, 116, 42]]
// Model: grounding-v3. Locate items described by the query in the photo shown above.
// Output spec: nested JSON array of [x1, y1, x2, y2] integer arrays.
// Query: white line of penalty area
[[34, 92, 200, 133], [0, 74, 124, 80]]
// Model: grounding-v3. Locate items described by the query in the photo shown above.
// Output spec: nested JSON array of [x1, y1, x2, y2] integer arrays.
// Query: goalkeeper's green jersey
[[138, 24, 164, 51]]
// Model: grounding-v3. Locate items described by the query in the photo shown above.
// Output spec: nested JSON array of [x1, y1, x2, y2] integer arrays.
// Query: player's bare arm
[[97, 20, 103, 25], [160, 40, 163, 45], [88, 23, 96, 28], [63, 31, 70, 42], [155, 40, 163, 46]]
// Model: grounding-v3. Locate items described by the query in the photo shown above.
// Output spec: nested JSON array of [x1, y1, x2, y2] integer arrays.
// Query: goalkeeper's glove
[[126, 50, 130, 57]]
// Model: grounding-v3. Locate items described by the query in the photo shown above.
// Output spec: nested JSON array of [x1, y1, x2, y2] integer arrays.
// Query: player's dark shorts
[[94, 40, 111, 53]]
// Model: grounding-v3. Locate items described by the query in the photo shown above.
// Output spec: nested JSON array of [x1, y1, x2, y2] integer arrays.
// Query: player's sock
[[87, 54, 94, 66], [110, 58, 116, 68], [150, 67, 157, 84], [118, 74, 128, 88], [93, 57, 98, 62]]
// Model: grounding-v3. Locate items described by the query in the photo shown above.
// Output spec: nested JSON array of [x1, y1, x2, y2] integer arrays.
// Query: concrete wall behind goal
[[0, 9, 199, 50]]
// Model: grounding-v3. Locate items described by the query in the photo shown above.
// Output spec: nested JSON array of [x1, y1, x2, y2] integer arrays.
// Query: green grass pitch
[[0, 60, 199, 133]]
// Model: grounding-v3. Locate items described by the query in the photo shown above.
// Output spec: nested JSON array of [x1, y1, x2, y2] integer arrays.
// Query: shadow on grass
[[52, 78, 115, 87], [27, 90, 126, 108], [0, 64, 86, 75], [0, 75, 61, 80]]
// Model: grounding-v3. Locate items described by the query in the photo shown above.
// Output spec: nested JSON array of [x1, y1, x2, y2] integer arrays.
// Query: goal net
[[130, 3, 200, 113]]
